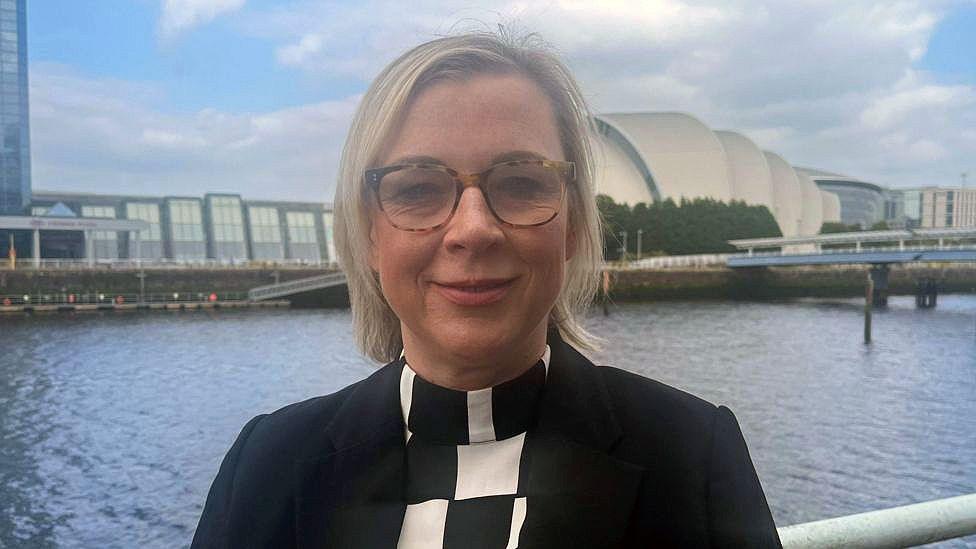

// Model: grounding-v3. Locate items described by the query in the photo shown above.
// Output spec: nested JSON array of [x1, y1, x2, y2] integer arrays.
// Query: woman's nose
[[442, 187, 504, 253]]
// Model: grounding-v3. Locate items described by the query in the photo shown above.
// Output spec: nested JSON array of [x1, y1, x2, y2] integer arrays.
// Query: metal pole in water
[[864, 269, 873, 344]]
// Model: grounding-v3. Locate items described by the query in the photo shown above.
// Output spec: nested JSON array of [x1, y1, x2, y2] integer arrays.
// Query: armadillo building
[[590, 112, 845, 236]]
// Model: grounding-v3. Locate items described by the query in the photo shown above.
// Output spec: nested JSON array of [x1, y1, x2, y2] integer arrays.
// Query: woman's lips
[[431, 279, 515, 306]]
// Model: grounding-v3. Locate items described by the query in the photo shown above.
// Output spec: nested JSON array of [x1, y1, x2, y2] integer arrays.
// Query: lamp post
[[636, 229, 643, 261], [619, 231, 628, 262]]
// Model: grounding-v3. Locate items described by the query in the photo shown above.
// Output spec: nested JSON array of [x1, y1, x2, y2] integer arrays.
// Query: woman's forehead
[[380, 73, 563, 169]]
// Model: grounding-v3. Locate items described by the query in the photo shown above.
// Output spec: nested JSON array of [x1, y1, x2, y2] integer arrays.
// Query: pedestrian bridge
[[248, 271, 347, 301], [727, 227, 976, 268]]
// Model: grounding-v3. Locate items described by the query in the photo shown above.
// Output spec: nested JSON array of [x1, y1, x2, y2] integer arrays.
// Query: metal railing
[[0, 291, 250, 306], [613, 253, 733, 269], [3, 258, 340, 270], [733, 243, 976, 260], [778, 493, 976, 548]]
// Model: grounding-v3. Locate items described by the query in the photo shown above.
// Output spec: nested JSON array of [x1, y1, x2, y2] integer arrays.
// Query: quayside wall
[[609, 263, 976, 301], [1, 264, 974, 307]]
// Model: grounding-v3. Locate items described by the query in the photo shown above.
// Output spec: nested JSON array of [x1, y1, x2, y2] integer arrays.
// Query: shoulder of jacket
[[596, 364, 719, 437], [239, 371, 388, 463]]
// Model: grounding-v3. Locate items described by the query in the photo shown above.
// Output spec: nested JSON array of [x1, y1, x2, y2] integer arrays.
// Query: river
[[1, 296, 974, 547]]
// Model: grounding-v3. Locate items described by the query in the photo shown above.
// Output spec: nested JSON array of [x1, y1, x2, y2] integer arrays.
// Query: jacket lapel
[[294, 360, 407, 549], [516, 332, 645, 548]]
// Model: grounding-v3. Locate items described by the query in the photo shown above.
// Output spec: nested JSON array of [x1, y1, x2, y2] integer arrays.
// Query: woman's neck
[[400, 328, 547, 391]]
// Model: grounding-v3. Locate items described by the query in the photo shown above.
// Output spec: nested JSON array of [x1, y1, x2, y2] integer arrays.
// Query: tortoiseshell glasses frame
[[365, 159, 575, 232]]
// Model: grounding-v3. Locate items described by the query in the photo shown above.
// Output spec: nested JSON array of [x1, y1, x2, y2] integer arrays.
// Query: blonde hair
[[333, 31, 603, 363]]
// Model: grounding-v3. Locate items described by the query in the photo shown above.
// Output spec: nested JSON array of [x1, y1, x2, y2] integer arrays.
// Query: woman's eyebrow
[[490, 150, 547, 164], [388, 155, 445, 166]]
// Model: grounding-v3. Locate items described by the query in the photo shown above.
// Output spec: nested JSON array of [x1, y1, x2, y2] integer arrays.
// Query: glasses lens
[[485, 163, 564, 226], [378, 167, 456, 230]]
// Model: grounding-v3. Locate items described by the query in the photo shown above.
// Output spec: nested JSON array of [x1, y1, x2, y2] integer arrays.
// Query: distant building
[[919, 187, 976, 228], [794, 167, 885, 229], [16, 190, 335, 263], [0, 0, 30, 215], [590, 112, 842, 237]]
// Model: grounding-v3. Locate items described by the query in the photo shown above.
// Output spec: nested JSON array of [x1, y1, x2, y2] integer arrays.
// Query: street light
[[619, 231, 628, 262], [636, 229, 643, 261]]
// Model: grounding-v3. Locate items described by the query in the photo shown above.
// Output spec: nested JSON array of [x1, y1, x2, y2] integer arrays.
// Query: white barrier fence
[[618, 253, 733, 269], [4, 258, 340, 270], [778, 493, 976, 548]]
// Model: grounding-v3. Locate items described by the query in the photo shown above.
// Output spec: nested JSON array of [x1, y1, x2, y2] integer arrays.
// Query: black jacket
[[191, 335, 781, 548]]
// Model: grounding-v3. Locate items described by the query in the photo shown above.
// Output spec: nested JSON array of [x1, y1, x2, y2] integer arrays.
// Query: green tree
[[595, 194, 782, 259]]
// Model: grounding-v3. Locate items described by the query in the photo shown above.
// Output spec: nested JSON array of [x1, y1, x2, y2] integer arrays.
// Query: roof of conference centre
[[794, 167, 885, 192], [589, 111, 843, 237]]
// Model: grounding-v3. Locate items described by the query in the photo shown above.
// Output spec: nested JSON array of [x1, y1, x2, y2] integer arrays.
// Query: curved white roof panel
[[797, 172, 824, 235], [595, 113, 732, 202], [764, 151, 802, 237], [821, 190, 841, 223], [589, 128, 654, 205], [714, 130, 775, 211]]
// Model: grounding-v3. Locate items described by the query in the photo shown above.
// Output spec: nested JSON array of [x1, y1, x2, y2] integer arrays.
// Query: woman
[[192, 32, 781, 548]]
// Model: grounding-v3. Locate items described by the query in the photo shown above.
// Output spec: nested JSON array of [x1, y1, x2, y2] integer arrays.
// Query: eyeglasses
[[365, 159, 575, 232]]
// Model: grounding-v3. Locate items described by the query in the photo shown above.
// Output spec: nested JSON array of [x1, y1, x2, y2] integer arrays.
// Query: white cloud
[[240, 0, 975, 187], [276, 34, 324, 67], [159, 0, 246, 38], [33, 1, 976, 198], [30, 63, 358, 202]]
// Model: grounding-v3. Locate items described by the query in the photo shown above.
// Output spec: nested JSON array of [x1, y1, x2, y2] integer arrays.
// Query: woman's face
[[369, 73, 574, 371]]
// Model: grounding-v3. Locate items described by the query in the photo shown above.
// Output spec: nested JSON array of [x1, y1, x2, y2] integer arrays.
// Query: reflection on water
[[0, 296, 974, 547]]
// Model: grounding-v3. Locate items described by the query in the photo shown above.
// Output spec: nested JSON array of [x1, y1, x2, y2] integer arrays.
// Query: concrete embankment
[[2, 263, 973, 310], [607, 263, 976, 301], [0, 266, 349, 309]]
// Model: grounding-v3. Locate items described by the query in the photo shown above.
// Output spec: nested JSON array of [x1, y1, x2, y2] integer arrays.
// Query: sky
[[26, 0, 976, 202]]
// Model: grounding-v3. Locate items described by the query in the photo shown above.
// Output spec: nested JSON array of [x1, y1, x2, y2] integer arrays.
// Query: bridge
[[247, 271, 348, 301], [726, 227, 976, 267]]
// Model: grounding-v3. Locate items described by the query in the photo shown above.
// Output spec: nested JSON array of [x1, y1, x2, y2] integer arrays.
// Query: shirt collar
[[398, 346, 550, 445]]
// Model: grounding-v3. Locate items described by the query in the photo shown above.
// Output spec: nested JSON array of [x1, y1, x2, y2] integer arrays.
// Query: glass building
[[285, 210, 321, 262], [248, 205, 285, 260], [81, 204, 120, 259], [810, 180, 885, 228], [125, 201, 164, 259], [165, 197, 206, 259], [0, 0, 30, 215], [205, 194, 249, 261], [21, 190, 335, 262]]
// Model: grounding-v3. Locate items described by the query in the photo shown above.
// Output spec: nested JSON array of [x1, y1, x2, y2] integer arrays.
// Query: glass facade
[[0, 0, 29, 215], [125, 202, 164, 259], [814, 180, 884, 228], [322, 212, 336, 263], [166, 198, 206, 259], [248, 205, 284, 260], [285, 211, 320, 261], [81, 205, 119, 259], [206, 195, 248, 260]]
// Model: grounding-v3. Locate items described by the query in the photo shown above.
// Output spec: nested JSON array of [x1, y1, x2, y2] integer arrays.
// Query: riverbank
[[608, 263, 976, 301], [1, 263, 973, 307]]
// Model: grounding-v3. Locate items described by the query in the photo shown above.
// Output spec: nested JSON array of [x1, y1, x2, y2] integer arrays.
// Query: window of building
[[82, 205, 118, 243], [322, 212, 335, 261], [248, 206, 282, 243], [125, 202, 162, 241], [31, 206, 48, 216], [286, 211, 317, 244], [210, 196, 245, 242], [168, 199, 204, 242]]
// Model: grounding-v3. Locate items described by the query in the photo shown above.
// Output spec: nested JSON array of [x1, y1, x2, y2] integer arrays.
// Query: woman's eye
[[393, 182, 439, 202], [497, 177, 546, 199]]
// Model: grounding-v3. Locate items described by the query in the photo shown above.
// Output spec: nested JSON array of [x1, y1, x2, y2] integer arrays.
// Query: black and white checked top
[[396, 346, 551, 549]]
